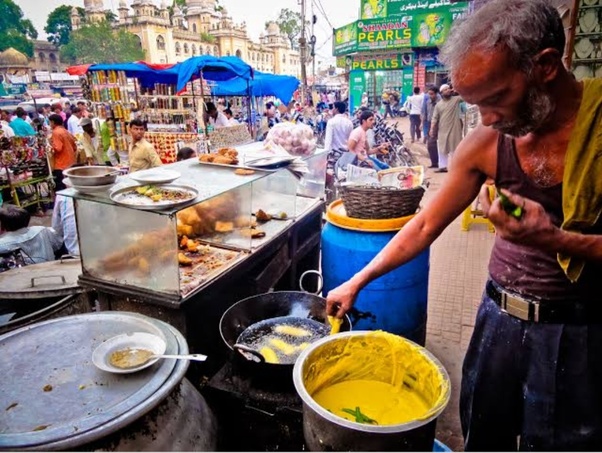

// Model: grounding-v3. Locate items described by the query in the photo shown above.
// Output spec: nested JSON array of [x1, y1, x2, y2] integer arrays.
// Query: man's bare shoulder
[[455, 124, 499, 177]]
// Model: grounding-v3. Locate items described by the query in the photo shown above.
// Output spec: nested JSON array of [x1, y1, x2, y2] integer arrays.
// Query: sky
[[16, 0, 358, 66]]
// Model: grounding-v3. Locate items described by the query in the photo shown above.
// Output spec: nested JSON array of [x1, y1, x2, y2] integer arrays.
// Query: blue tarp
[[211, 71, 300, 104], [173, 56, 253, 92], [88, 56, 254, 91]]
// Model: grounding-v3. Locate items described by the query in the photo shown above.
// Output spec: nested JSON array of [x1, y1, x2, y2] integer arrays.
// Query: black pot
[[219, 290, 352, 390]]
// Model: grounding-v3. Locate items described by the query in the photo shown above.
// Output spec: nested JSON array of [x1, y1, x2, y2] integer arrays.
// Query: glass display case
[[62, 161, 300, 300], [571, 0, 602, 80]]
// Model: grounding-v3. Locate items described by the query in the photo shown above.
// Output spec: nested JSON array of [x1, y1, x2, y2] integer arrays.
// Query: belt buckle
[[500, 292, 540, 322]]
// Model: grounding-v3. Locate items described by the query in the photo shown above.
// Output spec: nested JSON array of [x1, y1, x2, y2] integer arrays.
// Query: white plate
[[129, 169, 181, 185], [64, 177, 114, 194], [92, 332, 167, 374], [245, 156, 298, 168], [110, 184, 199, 210]]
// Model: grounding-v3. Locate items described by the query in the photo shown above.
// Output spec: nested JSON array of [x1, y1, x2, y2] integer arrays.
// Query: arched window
[[235, 49, 242, 58], [38, 52, 46, 62], [282, 54, 286, 63], [192, 23, 197, 33], [206, 46, 211, 55], [226, 51, 231, 56], [191, 44, 197, 55], [199, 45, 203, 55], [214, 45, 218, 55], [184, 43, 189, 54], [49, 53, 57, 63], [175, 42, 181, 54], [156, 35, 165, 50]]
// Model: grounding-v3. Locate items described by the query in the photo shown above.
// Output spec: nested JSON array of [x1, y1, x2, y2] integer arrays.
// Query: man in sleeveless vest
[[326, 0, 602, 450]]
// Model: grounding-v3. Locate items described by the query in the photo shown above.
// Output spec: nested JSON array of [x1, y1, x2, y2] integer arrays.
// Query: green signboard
[[333, 1, 469, 56], [349, 70, 366, 113], [345, 53, 413, 71], [333, 23, 358, 56], [360, 0, 388, 19], [402, 67, 415, 99]]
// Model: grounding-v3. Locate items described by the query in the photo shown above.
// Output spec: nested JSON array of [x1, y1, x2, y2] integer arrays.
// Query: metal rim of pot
[[292, 330, 452, 434]]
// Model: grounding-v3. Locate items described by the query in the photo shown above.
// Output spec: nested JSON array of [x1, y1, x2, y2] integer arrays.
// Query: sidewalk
[[391, 116, 494, 451]]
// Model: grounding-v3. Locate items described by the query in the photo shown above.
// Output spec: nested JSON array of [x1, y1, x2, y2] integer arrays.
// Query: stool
[[461, 185, 495, 233]]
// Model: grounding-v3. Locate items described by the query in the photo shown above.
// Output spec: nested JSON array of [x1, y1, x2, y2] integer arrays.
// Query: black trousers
[[427, 136, 438, 167], [409, 114, 421, 141], [52, 169, 66, 192], [461, 291, 602, 451]]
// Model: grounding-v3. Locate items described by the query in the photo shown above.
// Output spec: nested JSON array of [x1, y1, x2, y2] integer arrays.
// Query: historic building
[[72, 0, 303, 77]]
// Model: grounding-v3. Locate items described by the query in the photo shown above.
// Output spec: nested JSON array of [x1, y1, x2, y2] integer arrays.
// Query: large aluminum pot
[[293, 331, 451, 451], [62, 166, 118, 186]]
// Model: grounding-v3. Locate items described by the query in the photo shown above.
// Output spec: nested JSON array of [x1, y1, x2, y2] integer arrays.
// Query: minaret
[[71, 7, 81, 30], [118, 0, 129, 22]]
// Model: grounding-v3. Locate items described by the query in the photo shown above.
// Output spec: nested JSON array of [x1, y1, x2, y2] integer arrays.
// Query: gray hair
[[440, 0, 565, 77]]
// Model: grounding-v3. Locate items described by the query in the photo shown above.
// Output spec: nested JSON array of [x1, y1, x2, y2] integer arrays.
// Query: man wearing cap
[[430, 84, 464, 173], [80, 118, 103, 165]]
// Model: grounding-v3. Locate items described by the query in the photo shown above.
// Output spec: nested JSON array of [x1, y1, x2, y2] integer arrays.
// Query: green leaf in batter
[[342, 407, 378, 424]]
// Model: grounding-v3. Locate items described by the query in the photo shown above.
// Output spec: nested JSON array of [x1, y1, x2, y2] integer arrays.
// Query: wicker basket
[[339, 185, 425, 219]]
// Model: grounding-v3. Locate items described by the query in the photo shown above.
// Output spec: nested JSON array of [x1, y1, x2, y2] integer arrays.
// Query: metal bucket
[[0, 293, 91, 336], [293, 331, 450, 451]]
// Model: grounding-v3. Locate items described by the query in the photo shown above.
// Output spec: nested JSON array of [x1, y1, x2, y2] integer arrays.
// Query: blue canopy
[[88, 62, 178, 88], [174, 56, 253, 92], [212, 71, 300, 104]]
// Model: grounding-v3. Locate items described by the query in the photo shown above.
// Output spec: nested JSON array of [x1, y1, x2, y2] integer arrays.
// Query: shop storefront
[[334, 0, 470, 110]]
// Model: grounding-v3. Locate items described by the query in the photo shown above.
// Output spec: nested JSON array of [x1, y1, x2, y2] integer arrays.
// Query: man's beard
[[492, 84, 555, 137]]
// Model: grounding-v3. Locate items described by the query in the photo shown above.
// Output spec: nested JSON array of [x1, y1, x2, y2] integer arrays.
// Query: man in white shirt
[[205, 102, 229, 129], [0, 110, 15, 138], [324, 101, 354, 172], [52, 194, 79, 256], [406, 86, 425, 143], [67, 107, 84, 135], [0, 205, 62, 264], [224, 109, 239, 126]]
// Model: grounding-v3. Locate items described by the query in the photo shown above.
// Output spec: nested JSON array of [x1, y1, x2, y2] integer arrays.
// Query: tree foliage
[[45, 5, 73, 47], [268, 8, 307, 49], [0, 0, 37, 56], [60, 21, 145, 64]]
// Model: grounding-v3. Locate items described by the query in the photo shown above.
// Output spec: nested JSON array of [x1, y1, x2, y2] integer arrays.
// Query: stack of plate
[[63, 177, 115, 194]]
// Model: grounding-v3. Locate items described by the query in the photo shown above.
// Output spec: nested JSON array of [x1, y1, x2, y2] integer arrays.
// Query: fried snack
[[274, 325, 312, 337], [215, 221, 234, 233], [217, 147, 238, 157], [234, 168, 255, 176], [213, 155, 237, 165], [180, 236, 189, 249], [178, 252, 193, 266], [269, 338, 297, 355], [186, 239, 200, 253], [255, 209, 271, 222], [239, 228, 266, 239], [234, 215, 256, 228], [199, 154, 215, 163], [259, 347, 279, 364]]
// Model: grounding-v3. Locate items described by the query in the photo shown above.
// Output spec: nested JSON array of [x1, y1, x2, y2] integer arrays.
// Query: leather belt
[[486, 280, 600, 324]]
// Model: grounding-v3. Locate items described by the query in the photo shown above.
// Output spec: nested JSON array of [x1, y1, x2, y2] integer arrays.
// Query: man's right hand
[[326, 280, 360, 319]]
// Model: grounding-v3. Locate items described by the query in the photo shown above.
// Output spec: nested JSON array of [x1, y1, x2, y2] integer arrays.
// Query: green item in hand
[[497, 189, 524, 220], [341, 407, 378, 424]]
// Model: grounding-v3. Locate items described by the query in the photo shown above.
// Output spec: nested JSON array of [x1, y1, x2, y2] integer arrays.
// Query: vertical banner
[[360, 0, 388, 19], [402, 68, 415, 101], [413, 64, 426, 92], [349, 70, 366, 113]]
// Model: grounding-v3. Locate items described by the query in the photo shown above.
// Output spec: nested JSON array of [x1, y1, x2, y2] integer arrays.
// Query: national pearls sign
[[357, 20, 412, 51]]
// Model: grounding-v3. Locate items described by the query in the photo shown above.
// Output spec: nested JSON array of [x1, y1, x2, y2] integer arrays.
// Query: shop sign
[[349, 70, 366, 113], [413, 64, 427, 91], [347, 53, 413, 71], [386, 0, 468, 17], [360, 0, 388, 19], [333, 22, 358, 56], [402, 67, 415, 98], [357, 18, 412, 52], [410, 5, 469, 47]]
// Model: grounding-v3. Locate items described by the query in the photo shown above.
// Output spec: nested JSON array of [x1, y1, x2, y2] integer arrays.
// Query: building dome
[[119, 0, 127, 8], [160, 0, 168, 9], [266, 22, 280, 35], [84, 0, 95, 9], [0, 48, 29, 67]]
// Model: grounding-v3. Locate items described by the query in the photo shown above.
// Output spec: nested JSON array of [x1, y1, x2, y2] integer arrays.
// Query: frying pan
[[219, 271, 352, 387]]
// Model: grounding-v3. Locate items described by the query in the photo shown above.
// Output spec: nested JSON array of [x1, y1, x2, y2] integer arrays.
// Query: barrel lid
[[0, 258, 83, 299], [326, 200, 414, 232], [0, 311, 189, 450]]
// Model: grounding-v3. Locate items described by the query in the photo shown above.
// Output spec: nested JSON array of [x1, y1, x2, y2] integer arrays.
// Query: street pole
[[299, 0, 308, 105]]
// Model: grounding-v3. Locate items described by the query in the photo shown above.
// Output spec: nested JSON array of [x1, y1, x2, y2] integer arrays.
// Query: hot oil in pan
[[237, 316, 329, 365]]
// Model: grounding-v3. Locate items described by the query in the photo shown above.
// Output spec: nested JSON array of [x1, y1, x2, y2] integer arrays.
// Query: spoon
[[116, 353, 208, 370]]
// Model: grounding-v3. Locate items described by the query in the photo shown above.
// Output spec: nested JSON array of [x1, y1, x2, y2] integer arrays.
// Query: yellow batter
[[303, 331, 450, 425], [313, 379, 430, 425]]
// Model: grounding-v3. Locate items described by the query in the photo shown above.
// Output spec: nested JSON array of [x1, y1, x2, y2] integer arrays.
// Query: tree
[[45, 5, 74, 47], [268, 8, 307, 49], [0, 0, 38, 56], [60, 21, 145, 64]]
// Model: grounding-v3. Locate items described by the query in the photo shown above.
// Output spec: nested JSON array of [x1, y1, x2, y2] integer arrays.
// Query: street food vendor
[[326, 0, 602, 450], [205, 102, 229, 129], [128, 118, 162, 174]]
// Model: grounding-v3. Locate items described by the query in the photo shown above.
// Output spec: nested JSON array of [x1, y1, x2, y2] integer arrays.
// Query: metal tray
[[0, 312, 187, 450], [109, 183, 199, 210]]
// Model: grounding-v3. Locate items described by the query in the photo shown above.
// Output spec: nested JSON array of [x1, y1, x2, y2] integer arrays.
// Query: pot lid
[[0, 311, 189, 450], [0, 258, 83, 299]]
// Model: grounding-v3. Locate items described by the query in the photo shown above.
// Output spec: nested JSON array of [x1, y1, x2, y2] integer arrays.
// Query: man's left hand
[[479, 186, 560, 252]]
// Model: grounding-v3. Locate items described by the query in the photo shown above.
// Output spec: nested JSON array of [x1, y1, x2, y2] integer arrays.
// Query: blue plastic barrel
[[321, 201, 429, 345], [433, 439, 452, 452]]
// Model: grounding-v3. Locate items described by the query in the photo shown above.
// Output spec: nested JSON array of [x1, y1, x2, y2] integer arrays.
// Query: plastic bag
[[264, 123, 317, 157]]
